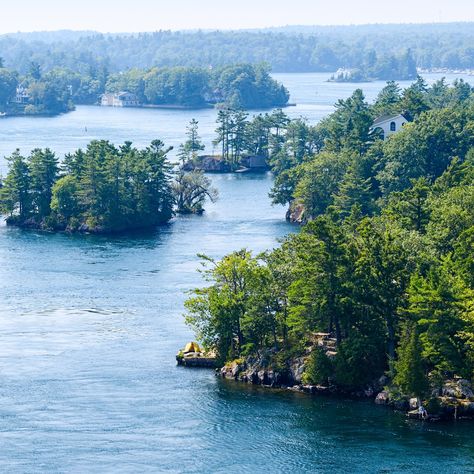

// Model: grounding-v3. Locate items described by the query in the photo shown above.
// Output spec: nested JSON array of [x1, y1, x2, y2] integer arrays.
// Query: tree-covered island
[[103, 64, 289, 109], [0, 140, 217, 232], [183, 76, 474, 421], [0, 61, 289, 115], [329, 49, 418, 83]]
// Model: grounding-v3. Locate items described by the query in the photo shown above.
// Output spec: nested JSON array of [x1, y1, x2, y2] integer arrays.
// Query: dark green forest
[[0, 140, 175, 232], [184, 77, 474, 405]]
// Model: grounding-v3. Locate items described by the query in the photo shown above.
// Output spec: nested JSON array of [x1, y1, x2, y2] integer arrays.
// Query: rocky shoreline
[[216, 354, 474, 422], [3, 215, 169, 235], [182, 155, 270, 174]]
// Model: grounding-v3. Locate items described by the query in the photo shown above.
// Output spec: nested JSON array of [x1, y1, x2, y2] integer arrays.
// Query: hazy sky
[[1, 0, 474, 33]]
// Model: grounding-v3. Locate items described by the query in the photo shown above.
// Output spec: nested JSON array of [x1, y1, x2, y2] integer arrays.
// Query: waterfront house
[[371, 113, 409, 140], [101, 91, 140, 107], [12, 85, 30, 105]]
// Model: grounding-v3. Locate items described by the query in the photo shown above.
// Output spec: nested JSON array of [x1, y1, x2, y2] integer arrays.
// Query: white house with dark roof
[[371, 113, 409, 140]]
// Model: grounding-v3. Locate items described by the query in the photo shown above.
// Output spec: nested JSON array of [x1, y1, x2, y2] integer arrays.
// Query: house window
[[390, 122, 396, 132]]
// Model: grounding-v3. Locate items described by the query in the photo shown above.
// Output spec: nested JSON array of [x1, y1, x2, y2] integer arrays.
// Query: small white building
[[11, 85, 30, 105], [371, 114, 409, 140], [101, 91, 140, 107]]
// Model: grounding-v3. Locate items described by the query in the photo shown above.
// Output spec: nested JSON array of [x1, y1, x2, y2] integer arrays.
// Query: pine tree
[[29, 148, 59, 218], [178, 119, 205, 165], [394, 324, 428, 397], [214, 109, 231, 162], [0, 150, 31, 219], [373, 81, 402, 115]]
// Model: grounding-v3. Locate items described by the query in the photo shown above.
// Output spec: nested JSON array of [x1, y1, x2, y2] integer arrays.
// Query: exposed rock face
[[373, 378, 474, 421], [183, 155, 269, 173], [240, 155, 269, 170], [409, 397, 420, 410], [218, 355, 474, 423], [219, 353, 287, 387], [375, 390, 390, 405], [459, 401, 474, 415], [218, 350, 382, 400], [286, 202, 307, 224], [289, 357, 306, 384], [182, 155, 232, 173], [442, 379, 474, 399], [220, 360, 246, 380]]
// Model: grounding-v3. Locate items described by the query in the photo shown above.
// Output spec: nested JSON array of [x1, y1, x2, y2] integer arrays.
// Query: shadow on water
[[207, 378, 474, 472]]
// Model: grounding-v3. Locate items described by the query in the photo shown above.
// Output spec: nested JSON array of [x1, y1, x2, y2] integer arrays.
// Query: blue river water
[[0, 72, 473, 473]]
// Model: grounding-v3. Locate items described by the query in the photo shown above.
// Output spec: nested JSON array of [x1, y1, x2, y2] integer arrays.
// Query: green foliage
[[303, 347, 333, 385], [105, 64, 289, 109], [1, 140, 175, 233], [406, 266, 471, 378], [29, 148, 59, 217], [393, 324, 429, 397], [384, 178, 431, 232], [378, 108, 474, 195], [184, 77, 474, 394], [322, 89, 374, 154], [334, 333, 386, 389], [173, 170, 218, 215], [212, 64, 289, 109], [293, 152, 349, 218], [0, 150, 31, 218], [178, 119, 205, 164], [0, 68, 18, 109]]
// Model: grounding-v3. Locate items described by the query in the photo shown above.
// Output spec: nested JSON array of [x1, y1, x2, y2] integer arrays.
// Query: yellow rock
[[184, 341, 201, 354]]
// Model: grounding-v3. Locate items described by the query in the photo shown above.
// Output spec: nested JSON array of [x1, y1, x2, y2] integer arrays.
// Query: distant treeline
[[0, 63, 289, 113], [1, 24, 474, 75]]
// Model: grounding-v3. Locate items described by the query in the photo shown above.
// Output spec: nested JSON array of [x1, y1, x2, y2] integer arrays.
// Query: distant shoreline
[[418, 67, 474, 76]]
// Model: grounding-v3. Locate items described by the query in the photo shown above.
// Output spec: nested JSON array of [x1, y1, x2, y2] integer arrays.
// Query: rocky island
[[0, 139, 219, 233]]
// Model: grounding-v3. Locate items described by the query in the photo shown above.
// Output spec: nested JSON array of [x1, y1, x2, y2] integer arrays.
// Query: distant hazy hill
[[1, 23, 473, 74], [1, 30, 99, 43], [253, 22, 474, 36]]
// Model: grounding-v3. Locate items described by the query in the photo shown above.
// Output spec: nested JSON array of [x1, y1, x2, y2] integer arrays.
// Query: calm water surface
[[0, 73, 474, 473]]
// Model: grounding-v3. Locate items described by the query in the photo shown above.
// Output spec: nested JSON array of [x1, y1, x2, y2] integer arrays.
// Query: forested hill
[[1, 23, 474, 74], [184, 78, 474, 414]]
